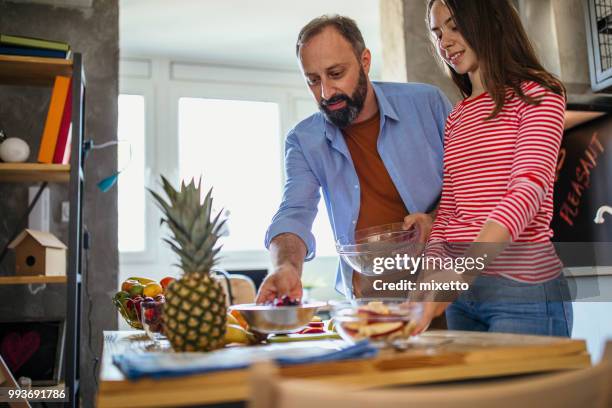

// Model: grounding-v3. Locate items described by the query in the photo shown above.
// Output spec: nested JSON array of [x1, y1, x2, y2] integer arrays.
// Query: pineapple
[[149, 176, 228, 351]]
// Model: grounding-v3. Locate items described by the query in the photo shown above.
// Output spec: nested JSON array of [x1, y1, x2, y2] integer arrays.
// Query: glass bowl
[[332, 299, 422, 346], [336, 223, 423, 277], [113, 296, 143, 329], [141, 300, 166, 341]]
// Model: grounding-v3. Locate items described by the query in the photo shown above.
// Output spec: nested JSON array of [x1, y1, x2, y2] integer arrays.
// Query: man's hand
[[413, 301, 450, 334], [403, 212, 435, 242], [256, 265, 303, 304], [257, 233, 307, 304]]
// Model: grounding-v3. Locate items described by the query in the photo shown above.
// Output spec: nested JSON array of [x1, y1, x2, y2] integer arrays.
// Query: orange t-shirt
[[343, 112, 408, 231]]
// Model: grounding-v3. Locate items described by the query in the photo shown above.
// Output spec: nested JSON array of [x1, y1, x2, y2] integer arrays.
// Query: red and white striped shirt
[[429, 81, 566, 282]]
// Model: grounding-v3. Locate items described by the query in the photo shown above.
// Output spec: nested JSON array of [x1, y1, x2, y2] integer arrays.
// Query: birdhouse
[[7, 229, 67, 276]]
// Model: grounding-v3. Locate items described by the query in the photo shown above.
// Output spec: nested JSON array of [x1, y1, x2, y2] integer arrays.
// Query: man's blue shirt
[[265, 81, 452, 296]]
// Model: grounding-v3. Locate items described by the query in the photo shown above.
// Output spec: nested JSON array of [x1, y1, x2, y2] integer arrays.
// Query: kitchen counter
[[97, 330, 590, 408]]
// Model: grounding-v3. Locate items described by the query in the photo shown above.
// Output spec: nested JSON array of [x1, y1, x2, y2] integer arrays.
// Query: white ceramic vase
[[0, 137, 30, 163]]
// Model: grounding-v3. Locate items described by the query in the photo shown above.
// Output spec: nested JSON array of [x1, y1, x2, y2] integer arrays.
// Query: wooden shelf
[[0, 163, 70, 183], [0, 55, 73, 86], [0, 275, 66, 285]]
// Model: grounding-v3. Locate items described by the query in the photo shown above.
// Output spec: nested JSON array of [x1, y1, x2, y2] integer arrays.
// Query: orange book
[[52, 81, 72, 164], [38, 75, 71, 163]]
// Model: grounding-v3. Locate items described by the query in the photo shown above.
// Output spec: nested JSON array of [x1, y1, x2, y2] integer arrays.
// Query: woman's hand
[[413, 302, 450, 334], [403, 212, 435, 242]]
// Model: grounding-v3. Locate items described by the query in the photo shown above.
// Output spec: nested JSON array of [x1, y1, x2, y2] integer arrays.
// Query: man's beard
[[319, 68, 368, 129]]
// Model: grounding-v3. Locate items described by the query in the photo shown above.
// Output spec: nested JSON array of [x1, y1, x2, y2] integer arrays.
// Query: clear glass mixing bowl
[[336, 222, 424, 277]]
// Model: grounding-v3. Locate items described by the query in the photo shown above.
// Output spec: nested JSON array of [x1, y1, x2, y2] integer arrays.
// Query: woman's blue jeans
[[445, 274, 573, 337]]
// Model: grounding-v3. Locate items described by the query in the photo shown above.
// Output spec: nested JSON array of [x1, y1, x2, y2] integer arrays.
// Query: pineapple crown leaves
[[148, 176, 227, 273]]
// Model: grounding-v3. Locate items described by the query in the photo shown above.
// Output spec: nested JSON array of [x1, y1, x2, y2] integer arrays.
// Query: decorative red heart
[[1, 331, 41, 373]]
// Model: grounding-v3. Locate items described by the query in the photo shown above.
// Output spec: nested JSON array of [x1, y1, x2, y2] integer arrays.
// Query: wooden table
[[97, 330, 590, 408]]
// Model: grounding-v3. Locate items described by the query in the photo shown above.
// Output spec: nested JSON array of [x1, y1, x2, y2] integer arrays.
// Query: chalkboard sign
[[552, 114, 612, 265], [0, 319, 65, 385]]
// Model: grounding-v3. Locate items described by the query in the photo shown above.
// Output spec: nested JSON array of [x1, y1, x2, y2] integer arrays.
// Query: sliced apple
[[358, 302, 388, 315], [359, 321, 405, 338], [300, 327, 325, 334], [308, 322, 324, 328], [341, 322, 361, 334]]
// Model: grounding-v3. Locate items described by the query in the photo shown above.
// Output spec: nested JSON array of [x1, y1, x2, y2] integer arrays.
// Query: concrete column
[[379, 0, 408, 82], [519, 0, 562, 77], [382, 0, 590, 101], [380, 0, 462, 102], [551, 0, 590, 90], [520, 0, 590, 92]]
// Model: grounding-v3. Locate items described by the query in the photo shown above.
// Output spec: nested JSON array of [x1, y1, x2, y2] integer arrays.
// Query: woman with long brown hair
[[412, 0, 572, 336]]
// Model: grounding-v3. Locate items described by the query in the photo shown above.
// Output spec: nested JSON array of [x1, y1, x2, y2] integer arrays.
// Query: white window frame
[[119, 57, 338, 276], [168, 82, 289, 270], [119, 65, 158, 265]]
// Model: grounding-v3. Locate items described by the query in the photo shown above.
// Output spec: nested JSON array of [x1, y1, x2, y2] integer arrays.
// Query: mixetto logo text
[[372, 279, 470, 292]]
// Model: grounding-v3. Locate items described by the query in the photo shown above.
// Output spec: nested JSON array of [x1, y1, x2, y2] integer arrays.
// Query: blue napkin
[[113, 340, 377, 380]]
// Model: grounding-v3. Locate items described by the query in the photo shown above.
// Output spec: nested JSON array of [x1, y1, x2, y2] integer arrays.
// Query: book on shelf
[[52, 81, 73, 165], [0, 45, 71, 59], [38, 76, 71, 164], [0, 33, 70, 52]]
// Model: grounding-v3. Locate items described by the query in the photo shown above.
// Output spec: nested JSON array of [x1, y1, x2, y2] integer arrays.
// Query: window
[[118, 62, 339, 271], [178, 97, 282, 253], [117, 94, 146, 253]]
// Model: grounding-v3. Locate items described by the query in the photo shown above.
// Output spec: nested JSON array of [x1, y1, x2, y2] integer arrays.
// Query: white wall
[[566, 274, 612, 362]]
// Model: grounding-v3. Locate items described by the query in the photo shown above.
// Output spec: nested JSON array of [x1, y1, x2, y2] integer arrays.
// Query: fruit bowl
[[113, 276, 174, 330], [113, 293, 144, 329], [332, 300, 422, 346], [336, 222, 423, 277], [230, 301, 327, 334]]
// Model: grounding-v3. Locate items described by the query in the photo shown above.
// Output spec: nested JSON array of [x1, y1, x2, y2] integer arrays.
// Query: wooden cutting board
[[267, 332, 342, 342], [97, 330, 590, 408]]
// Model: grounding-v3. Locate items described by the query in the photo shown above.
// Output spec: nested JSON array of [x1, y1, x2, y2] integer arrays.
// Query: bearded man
[[257, 15, 452, 306]]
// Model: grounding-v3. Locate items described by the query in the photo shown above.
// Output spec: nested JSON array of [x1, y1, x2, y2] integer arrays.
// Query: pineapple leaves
[[148, 175, 227, 273]]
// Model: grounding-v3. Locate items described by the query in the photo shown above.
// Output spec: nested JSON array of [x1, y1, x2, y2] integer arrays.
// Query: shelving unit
[[0, 275, 67, 285], [0, 163, 70, 182], [0, 54, 85, 408], [0, 55, 72, 86]]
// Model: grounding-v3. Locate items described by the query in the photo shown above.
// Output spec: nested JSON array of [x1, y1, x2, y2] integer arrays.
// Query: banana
[[224, 324, 250, 345], [127, 277, 155, 285], [226, 313, 240, 326]]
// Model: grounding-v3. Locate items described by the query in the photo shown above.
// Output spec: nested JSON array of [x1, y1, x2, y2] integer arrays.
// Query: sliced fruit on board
[[341, 322, 362, 333], [299, 327, 326, 334], [268, 332, 342, 342]]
